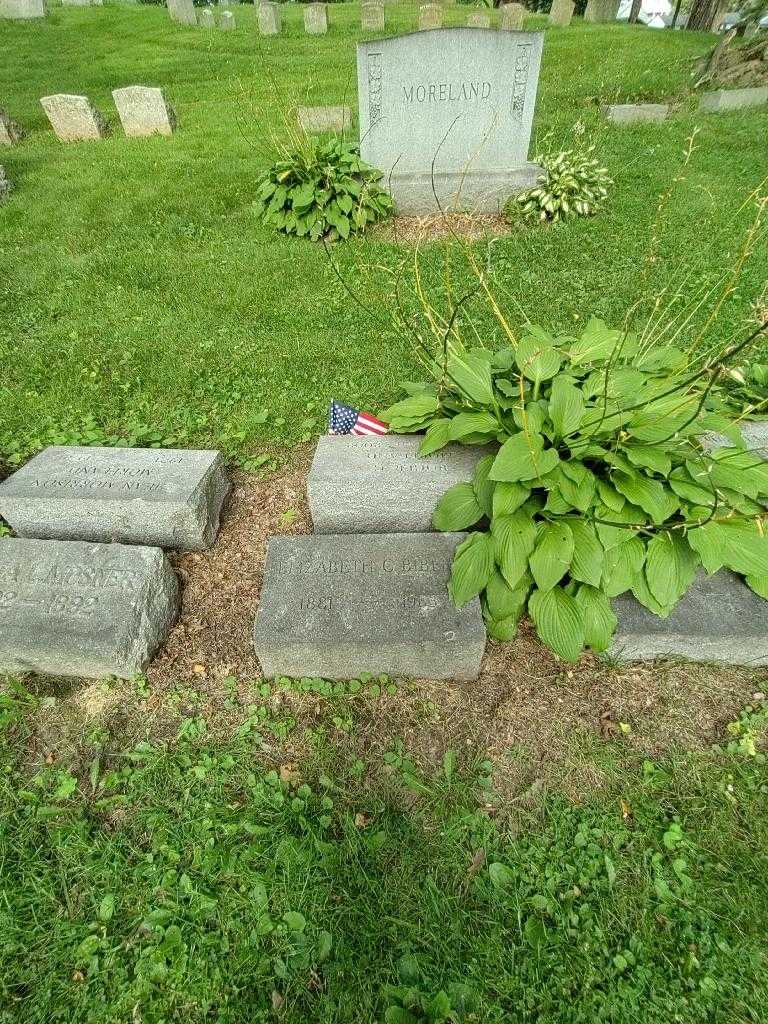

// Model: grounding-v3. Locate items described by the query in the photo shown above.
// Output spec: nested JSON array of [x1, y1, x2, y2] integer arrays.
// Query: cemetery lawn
[[1, 5, 767, 465]]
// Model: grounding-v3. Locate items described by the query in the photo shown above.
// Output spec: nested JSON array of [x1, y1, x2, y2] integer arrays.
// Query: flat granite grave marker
[[418, 3, 442, 29], [0, 109, 23, 146], [361, 1, 384, 31], [112, 86, 177, 137], [253, 533, 486, 680], [610, 570, 768, 666], [0, 0, 45, 18], [548, 0, 574, 25], [40, 94, 108, 142], [0, 447, 229, 551], [308, 435, 492, 534], [466, 11, 491, 27], [357, 27, 544, 214], [257, 1, 280, 33], [603, 103, 669, 124], [298, 105, 352, 133], [0, 539, 179, 679], [500, 2, 524, 29], [167, 0, 196, 25], [304, 3, 327, 34], [699, 86, 768, 113]]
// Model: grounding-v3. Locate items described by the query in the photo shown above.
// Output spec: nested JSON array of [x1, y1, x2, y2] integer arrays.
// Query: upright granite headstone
[[253, 533, 486, 680], [466, 11, 491, 27], [112, 86, 177, 137], [0, 539, 179, 679], [304, 2, 327, 34], [583, 0, 618, 22], [418, 3, 442, 29], [0, 447, 230, 551], [219, 8, 234, 28], [0, 109, 23, 146], [699, 86, 768, 113], [258, 1, 280, 33], [548, 0, 574, 25], [298, 105, 352, 133], [0, 0, 45, 18], [198, 7, 215, 27], [167, 0, 196, 25], [603, 102, 669, 123], [610, 570, 768, 666], [308, 435, 493, 534], [40, 95, 109, 143], [357, 28, 544, 214], [500, 2, 524, 29], [361, 1, 384, 31]]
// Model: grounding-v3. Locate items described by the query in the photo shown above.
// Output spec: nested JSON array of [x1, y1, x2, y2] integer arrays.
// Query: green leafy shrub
[[507, 149, 612, 225], [381, 318, 768, 662], [717, 361, 768, 418], [255, 138, 394, 241]]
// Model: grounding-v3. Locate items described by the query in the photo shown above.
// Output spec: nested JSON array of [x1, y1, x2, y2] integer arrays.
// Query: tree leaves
[[490, 432, 560, 482], [432, 483, 483, 532], [529, 522, 574, 593], [449, 532, 495, 608], [528, 586, 585, 662]]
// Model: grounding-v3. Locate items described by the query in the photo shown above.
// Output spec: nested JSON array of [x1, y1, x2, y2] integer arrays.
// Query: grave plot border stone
[[0, 446, 230, 551], [0, 538, 179, 679], [253, 532, 486, 680], [603, 103, 669, 123], [699, 86, 768, 113]]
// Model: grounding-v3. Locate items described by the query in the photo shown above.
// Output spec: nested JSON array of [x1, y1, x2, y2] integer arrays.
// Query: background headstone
[[253, 533, 486, 680], [466, 11, 491, 27], [361, 1, 384, 31], [167, 0, 196, 25], [357, 28, 544, 214], [418, 3, 443, 29], [62, 0, 93, 6], [198, 7, 215, 27], [112, 86, 177, 138], [0, 0, 45, 18], [583, 0, 618, 22], [0, 539, 179, 679], [699, 86, 768, 113], [0, 165, 10, 200], [603, 102, 669, 123], [610, 570, 768, 666], [257, 1, 280, 33], [548, 0, 574, 25], [304, 3, 327, 34], [308, 435, 493, 533], [500, 2, 525, 29], [40, 94, 109, 143], [219, 8, 234, 28], [0, 109, 23, 146], [298, 105, 352, 133], [0, 447, 230, 551]]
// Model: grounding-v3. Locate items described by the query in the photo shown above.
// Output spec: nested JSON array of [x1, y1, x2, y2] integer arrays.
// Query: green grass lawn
[[0, 2, 766, 466]]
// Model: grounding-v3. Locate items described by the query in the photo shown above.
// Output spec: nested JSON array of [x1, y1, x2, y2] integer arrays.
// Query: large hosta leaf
[[601, 536, 646, 597], [528, 586, 585, 662], [449, 532, 494, 607], [448, 412, 499, 443], [644, 532, 699, 609], [574, 585, 617, 652], [473, 455, 496, 518], [568, 317, 624, 366], [548, 378, 585, 437], [446, 349, 494, 406], [432, 483, 483, 532], [492, 512, 537, 588], [492, 481, 531, 517], [381, 393, 439, 431], [529, 521, 574, 593], [419, 419, 452, 456], [490, 432, 560, 482], [515, 335, 562, 383], [558, 460, 596, 511], [569, 520, 604, 587], [613, 470, 678, 525]]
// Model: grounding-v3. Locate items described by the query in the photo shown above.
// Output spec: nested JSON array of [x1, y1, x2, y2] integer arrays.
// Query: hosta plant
[[381, 318, 768, 662], [508, 149, 612, 225], [718, 361, 768, 419], [255, 138, 394, 241]]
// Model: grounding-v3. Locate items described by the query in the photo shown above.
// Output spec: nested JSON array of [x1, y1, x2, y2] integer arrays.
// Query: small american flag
[[328, 400, 389, 437]]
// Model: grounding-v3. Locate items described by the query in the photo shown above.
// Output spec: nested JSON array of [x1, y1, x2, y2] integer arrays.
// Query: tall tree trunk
[[687, 0, 725, 30], [628, 0, 642, 22]]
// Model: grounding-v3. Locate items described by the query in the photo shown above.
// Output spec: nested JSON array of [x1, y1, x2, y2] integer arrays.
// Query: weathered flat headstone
[[361, 1, 384, 31], [699, 86, 768, 113], [548, 0, 574, 25], [40, 94, 108, 142], [357, 28, 544, 214], [219, 9, 234, 28], [298, 105, 352, 133], [308, 435, 492, 534], [610, 570, 768, 666], [0, 0, 45, 18], [466, 11, 491, 27], [198, 7, 215, 27], [0, 165, 10, 200], [0, 109, 22, 146], [418, 3, 442, 29], [500, 2, 524, 29], [253, 533, 486, 680], [257, 1, 280, 33], [112, 86, 176, 138], [167, 0, 196, 25], [0, 447, 230, 551], [304, 2, 327, 34], [0, 539, 179, 679], [583, 0, 618, 21], [603, 102, 669, 124]]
